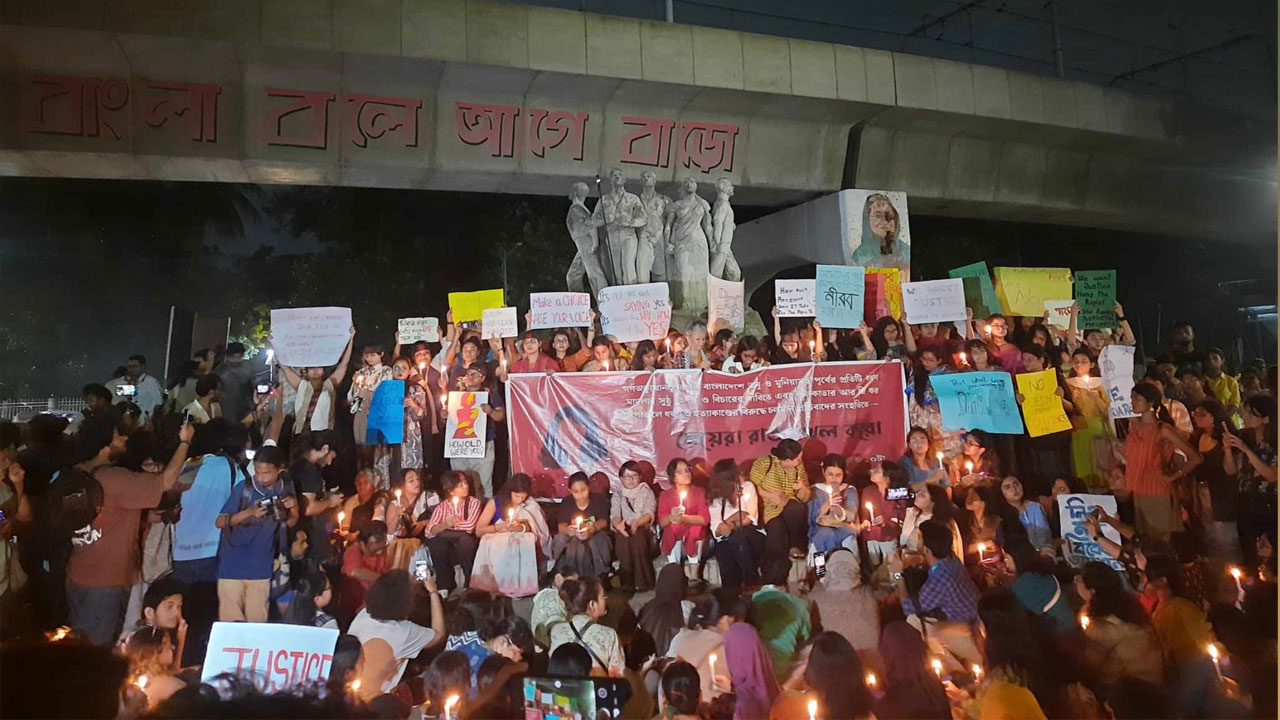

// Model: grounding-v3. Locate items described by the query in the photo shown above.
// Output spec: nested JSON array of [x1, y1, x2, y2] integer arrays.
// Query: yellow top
[[749, 454, 809, 523]]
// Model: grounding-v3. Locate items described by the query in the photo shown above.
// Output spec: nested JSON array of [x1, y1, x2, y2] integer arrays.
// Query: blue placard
[[366, 379, 405, 444], [815, 264, 865, 328], [930, 372, 1024, 435]]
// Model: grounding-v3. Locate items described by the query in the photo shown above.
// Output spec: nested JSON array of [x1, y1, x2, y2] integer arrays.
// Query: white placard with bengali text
[[481, 307, 519, 339], [529, 292, 592, 329], [901, 278, 967, 325], [1099, 344, 1138, 418], [1057, 494, 1125, 570], [775, 279, 816, 317], [707, 275, 745, 332], [1043, 301, 1074, 330], [269, 307, 352, 368], [201, 622, 338, 690], [445, 391, 489, 458], [598, 282, 671, 343], [397, 317, 440, 343]]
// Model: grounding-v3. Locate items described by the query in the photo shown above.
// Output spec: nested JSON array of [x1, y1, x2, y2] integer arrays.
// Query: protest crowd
[[0, 278, 1276, 720]]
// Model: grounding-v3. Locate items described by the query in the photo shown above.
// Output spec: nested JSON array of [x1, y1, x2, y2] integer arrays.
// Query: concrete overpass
[[0, 0, 1274, 240]]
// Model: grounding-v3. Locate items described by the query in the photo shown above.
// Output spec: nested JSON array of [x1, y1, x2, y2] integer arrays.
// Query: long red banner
[[506, 361, 907, 497]]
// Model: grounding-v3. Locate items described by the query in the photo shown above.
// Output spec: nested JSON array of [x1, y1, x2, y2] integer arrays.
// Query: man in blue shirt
[[898, 520, 979, 622], [215, 446, 298, 623]]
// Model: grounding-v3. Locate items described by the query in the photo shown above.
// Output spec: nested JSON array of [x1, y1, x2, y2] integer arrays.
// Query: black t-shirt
[[290, 460, 333, 563], [558, 493, 610, 529]]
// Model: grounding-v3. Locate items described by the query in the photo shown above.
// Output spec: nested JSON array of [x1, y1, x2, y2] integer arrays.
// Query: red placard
[[506, 361, 907, 497]]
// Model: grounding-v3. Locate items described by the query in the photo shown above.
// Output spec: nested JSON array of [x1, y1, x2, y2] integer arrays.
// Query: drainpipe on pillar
[[1048, 0, 1065, 78], [665, 0, 674, 23]]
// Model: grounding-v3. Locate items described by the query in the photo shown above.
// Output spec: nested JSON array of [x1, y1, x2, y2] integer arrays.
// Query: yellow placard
[[866, 267, 902, 319], [447, 289, 505, 324], [1016, 369, 1072, 438], [993, 267, 1071, 317]]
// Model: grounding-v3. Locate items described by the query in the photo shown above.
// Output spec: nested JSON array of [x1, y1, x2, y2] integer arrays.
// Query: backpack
[[47, 466, 105, 540]]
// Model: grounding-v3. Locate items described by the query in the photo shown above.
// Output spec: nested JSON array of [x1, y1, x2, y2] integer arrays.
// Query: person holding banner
[[550, 324, 595, 372], [388, 358, 427, 473], [450, 364, 505, 499], [508, 331, 559, 375], [1065, 348, 1115, 491], [277, 326, 356, 435], [612, 461, 658, 592], [657, 458, 711, 566], [983, 315, 1024, 374], [861, 316, 913, 361], [471, 474, 549, 598], [348, 344, 392, 446], [708, 458, 764, 593], [1125, 384, 1202, 542], [552, 473, 614, 580], [750, 440, 811, 563], [1016, 345, 1074, 497], [807, 455, 858, 556], [424, 471, 483, 594]]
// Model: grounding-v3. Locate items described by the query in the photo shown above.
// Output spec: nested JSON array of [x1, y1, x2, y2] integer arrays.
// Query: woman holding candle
[[900, 426, 951, 489], [470, 474, 550, 598], [899, 484, 963, 560], [875, 620, 951, 719], [661, 331, 694, 369], [807, 454, 858, 555], [667, 590, 743, 702], [708, 458, 765, 591], [658, 458, 712, 565], [579, 336, 618, 372], [860, 462, 910, 571], [960, 485, 1005, 568], [957, 429, 1001, 487], [750, 439, 812, 563], [1065, 347, 1114, 491], [423, 471, 483, 594], [612, 461, 658, 592], [629, 340, 661, 371], [552, 472, 614, 579], [123, 626, 186, 708], [1074, 561, 1164, 686], [768, 632, 875, 719]]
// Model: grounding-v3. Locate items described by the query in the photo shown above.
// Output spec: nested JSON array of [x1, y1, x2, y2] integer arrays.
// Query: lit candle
[[394, 488, 402, 502], [678, 490, 687, 510], [959, 351, 968, 365], [508, 508, 516, 526], [665, 337, 672, 354], [965, 460, 974, 474], [935, 451, 944, 468], [983, 324, 991, 335], [971, 664, 983, 679], [350, 678, 361, 693], [337, 511, 345, 526], [807, 698, 818, 720], [809, 339, 816, 358], [931, 658, 943, 678], [1079, 612, 1090, 631], [453, 496, 460, 510], [137, 675, 149, 691], [573, 515, 583, 532], [443, 693, 460, 720], [709, 653, 717, 679], [865, 501, 876, 523], [976, 542, 987, 562], [418, 361, 426, 372], [1229, 566, 1244, 607], [603, 359, 610, 372], [1207, 643, 1222, 680], [865, 672, 877, 689]]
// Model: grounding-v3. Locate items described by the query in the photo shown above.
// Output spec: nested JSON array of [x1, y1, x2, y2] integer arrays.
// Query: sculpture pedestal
[[669, 306, 767, 342]]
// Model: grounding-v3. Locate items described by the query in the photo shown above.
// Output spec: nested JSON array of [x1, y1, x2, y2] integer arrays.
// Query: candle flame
[[936, 451, 944, 460], [444, 694, 460, 718], [965, 460, 974, 472], [350, 678, 361, 692], [418, 361, 426, 371], [959, 352, 967, 362], [1207, 643, 1220, 660], [971, 664, 983, 678], [394, 488, 402, 500], [976, 542, 987, 552], [931, 658, 943, 676], [137, 675, 149, 690], [1229, 566, 1242, 580], [709, 653, 717, 664], [337, 511, 345, 524], [865, 672, 877, 687], [1079, 612, 1090, 630], [807, 698, 818, 720]]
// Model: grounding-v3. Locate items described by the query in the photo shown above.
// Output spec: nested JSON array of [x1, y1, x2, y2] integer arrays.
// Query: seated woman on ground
[[470, 473, 550, 598], [551, 472, 614, 579]]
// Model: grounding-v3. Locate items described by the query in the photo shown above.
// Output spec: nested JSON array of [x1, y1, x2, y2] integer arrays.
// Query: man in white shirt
[[114, 355, 165, 424], [347, 568, 445, 692]]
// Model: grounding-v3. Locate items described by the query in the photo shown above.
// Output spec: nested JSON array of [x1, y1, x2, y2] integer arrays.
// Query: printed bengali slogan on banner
[[506, 361, 906, 495]]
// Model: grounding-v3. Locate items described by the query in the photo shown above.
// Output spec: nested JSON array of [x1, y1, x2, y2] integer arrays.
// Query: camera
[[256, 496, 287, 522], [886, 486, 911, 501], [115, 384, 137, 397]]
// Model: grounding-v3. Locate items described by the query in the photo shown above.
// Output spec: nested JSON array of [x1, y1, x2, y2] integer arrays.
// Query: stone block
[[690, 25, 742, 90], [402, 0, 466, 61], [261, 0, 333, 51], [1007, 71, 1044, 124], [639, 21, 693, 85], [995, 142, 1046, 205], [1041, 147, 1089, 207], [586, 14, 641, 79], [833, 45, 867, 102], [1103, 88, 1134, 137], [741, 33, 790, 94], [945, 135, 999, 202], [971, 64, 1010, 119], [852, 125, 894, 188], [466, 0, 528, 68], [888, 129, 948, 197], [1041, 77, 1077, 129], [185, 0, 260, 43], [1073, 81, 1107, 132], [934, 58, 974, 115], [892, 52, 935, 110], [526, 6, 585, 74], [788, 39, 836, 99], [335, 0, 401, 55], [863, 49, 895, 105]]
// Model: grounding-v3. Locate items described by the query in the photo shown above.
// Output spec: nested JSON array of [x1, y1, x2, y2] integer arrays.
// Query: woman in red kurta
[[657, 458, 711, 560]]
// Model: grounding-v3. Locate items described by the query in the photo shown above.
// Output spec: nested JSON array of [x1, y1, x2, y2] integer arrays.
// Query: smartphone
[[413, 560, 430, 582], [886, 486, 911, 501], [183, 412, 194, 425], [515, 675, 630, 719], [812, 552, 826, 578], [115, 384, 137, 397], [244, 449, 257, 461], [256, 384, 271, 395]]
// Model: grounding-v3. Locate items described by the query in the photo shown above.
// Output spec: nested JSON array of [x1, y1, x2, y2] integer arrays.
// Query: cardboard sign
[[1074, 270, 1117, 329], [448, 289, 505, 324], [529, 293, 592, 329], [901, 278, 967, 325], [775, 279, 816, 317], [481, 307, 519, 339], [201, 622, 339, 690], [993, 267, 1072, 317], [707, 275, 745, 332], [1043, 301, 1075, 330], [269, 307, 352, 368], [931, 371, 1024, 434], [445, 391, 489, 458], [397, 317, 440, 343], [1017, 369, 1072, 437], [815, 264, 865, 328], [366, 379, 404, 444], [598, 282, 671, 343], [1058, 494, 1125, 571], [948, 261, 1002, 318], [1099, 344, 1138, 419], [866, 267, 902, 319]]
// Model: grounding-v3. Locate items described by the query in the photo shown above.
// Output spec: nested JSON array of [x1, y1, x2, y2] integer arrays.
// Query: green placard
[[948, 261, 1003, 318], [1074, 270, 1116, 329]]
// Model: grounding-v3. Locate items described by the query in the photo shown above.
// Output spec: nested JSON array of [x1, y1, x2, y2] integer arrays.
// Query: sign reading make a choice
[[201, 622, 338, 691]]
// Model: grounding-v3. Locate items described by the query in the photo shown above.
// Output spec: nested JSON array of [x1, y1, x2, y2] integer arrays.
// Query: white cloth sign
[[598, 282, 671, 343], [445, 391, 489, 458], [901, 278, 966, 324], [707, 275, 745, 332], [1099, 344, 1138, 418], [775, 279, 816, 317], [529, 292, 592, 329], [481, 307, 518, 339], [398, 317, 440, 343], [269, 307, 352, 367], [1043, 301, 1074, 330], [201, 622, 338, 690], [1057, 494, 1125, 571]]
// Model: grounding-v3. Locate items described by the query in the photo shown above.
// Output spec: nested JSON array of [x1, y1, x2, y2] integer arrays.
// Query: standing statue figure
[[592, 168, 647, 286], [637, 170, 671, 284], [663, 177, 713, 310], [710, 177, 741, 281], [565, 182, 607, 297]]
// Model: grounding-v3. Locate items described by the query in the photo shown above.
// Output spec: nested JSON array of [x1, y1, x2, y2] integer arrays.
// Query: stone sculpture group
[[566, 168, 739, 312]]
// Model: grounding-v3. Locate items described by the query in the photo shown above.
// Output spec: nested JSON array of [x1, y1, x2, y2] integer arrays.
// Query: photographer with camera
[[214, 445, 298, 622]]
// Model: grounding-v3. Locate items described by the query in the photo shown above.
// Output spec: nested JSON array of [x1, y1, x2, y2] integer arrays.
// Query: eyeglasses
[[621, 472, 640, 479]]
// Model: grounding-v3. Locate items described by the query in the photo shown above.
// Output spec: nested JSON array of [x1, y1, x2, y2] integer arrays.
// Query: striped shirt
[[425, 496, 483, 536], [749, 455, 809, 523]]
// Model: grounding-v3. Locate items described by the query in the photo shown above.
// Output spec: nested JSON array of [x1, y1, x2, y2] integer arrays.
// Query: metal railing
[[0, 397, 82, 421]]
